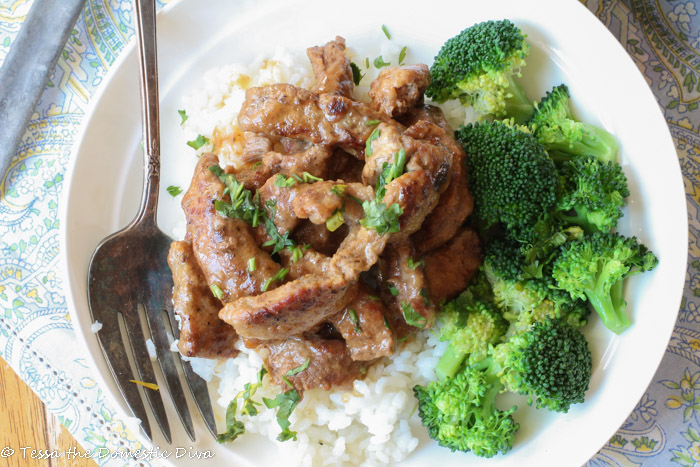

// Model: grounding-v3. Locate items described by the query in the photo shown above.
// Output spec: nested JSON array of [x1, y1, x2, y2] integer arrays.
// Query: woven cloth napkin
[[0, 0, 698, 465]]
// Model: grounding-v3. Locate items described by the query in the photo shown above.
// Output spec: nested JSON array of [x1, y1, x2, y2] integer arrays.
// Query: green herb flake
[[263, 390, 302, 442], [360, 199, 403, 235], [348, 309, 362, 333], [247, 257, 257, 272], [216, 367, 267, 444], [407, 257, 425, 270], [178, 109, 188, 125], [166, 185, 182, 197], [274, 174, 297, 188], [369, 295, 381, 301], [387, 284, 399, 297], [401, 301, 427, 329], [365, 119, 381, 127], [383, 316, 391, 330], [263, 268, 289, 292], [210, 284, 224, 300], [286, 358, 311, 377], [187, 134, 210, 150], [373, 55, 390, 69], [330, 184, 348, 197], [301, 172, 323, 183], [350, 62, 364, 85], [365, 127, 381, 157], [398, 46, 407, 65], [216, 399, 245, 443], [381, 24, 391, 40], [326, 210, 345, 232]]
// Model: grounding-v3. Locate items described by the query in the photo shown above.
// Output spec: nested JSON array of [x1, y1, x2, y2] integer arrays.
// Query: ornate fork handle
[[135, 0, 161, 226]]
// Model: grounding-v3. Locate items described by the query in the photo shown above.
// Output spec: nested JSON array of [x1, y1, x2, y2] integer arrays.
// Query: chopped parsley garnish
[[398, 46, 407, 65], [365, 127, 381, 157], [326, 209, 345, 232], [360, 148, 406, 235], [350, 62, 364, 85], [365, 57, 370, 68], [210, 165, 305, 263], [401, 301, 427, 329], [383, 316, 391, 330], [286, 358, 311, 377], [368, 295, 381, 301], [187, 134, 209, 150], [360, 200, 403, 235], [365, 119, 381, 126], [381, 24, 391, 39], [407, 257, 424, 270], [210, 284, 224, 300], [274, 174, 297, 188], [263, 268, 289, 292], [247, 257, 257, 272], [275, 172, 323, 188], [210, 165, 262, 226], [387, 283, 399, 296], [217, 368, 267, 443], [330, 184, 347, 197], [166, 185, 182, 197], [374, 55, 390, 69], [263, 390, 302, 442], [178, 109, 188, 125], [348, 309, 361, 333]]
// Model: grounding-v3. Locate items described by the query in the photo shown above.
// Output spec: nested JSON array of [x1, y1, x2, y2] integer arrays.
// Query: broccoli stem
[[546, 124, 618, 164], [436, 343, 467, 380], [504, 74, 534, 124], [583, 280, 630, 334]]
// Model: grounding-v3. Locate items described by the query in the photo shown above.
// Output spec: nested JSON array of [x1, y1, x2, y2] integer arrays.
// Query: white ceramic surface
[[59, 0, 688, 465]]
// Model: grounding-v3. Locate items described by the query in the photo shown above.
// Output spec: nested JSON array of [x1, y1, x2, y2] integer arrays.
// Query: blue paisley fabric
[[0, 0, 698, 465]]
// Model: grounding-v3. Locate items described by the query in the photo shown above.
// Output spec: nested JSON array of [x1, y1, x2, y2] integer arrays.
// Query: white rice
[[179, 40, 457, 466]]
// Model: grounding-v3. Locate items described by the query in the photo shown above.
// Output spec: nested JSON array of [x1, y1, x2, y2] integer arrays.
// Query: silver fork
[[86, 0, 216, 443]]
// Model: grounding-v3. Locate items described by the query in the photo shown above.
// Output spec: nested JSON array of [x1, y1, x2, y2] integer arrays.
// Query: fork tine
[[165, 307, 218, 438], [144, 304, 196, 442], [91, 308, 153, 442], [122, 305, 172, 444], [181, 359, 218, 438]]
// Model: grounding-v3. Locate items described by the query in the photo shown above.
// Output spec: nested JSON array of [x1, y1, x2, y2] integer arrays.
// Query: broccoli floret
[[555, 155, 630, 234], [456, 121, 558, 236], [413, 363, 518, 457], [482, 237, 590, 335], [427, 19, 534, 122], [493, 318, 592, 412], [528, 84, 618, 163], [436, 290, 509, 380], [552, 232, 658, 334]]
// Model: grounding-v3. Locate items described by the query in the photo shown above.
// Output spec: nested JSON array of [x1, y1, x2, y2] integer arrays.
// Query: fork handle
[[134, 0, 161, 225]]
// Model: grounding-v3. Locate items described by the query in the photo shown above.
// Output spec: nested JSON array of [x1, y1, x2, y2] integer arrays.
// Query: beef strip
[[218, 272, 355, 340], [368, 64, 431, 118], [292, 219, 348, 256], [423, 226, 483, 303], [182, 153, 282, 303], [262, 335, 366, 392], [307, 36, 354, 98], [237, 83, 392, 154], [167, 240, 238, 359], [405, 106, 474, 254], [329, 286, 394, 361], [379, 239, 436, 336]]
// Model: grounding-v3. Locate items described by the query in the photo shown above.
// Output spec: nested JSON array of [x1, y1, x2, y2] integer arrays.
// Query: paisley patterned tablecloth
[[0, 0, 698, 465]]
